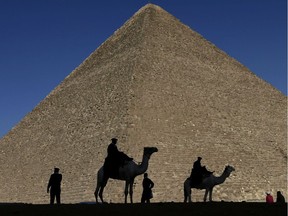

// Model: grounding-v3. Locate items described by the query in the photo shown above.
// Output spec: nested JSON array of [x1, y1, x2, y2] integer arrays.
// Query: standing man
[[47, 167, 62, 204], [141, 173, 154, 203], [276, 191, 286, 203]]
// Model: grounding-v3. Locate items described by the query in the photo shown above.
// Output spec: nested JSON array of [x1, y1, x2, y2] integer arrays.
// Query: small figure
[[104, 138, 133, 178], [276, 191, 285, 203], [193, 156, 202, 171], [141, 173, 154, 203], [266, 192, 274, 203], [190, 157, 213, 186], [47, 167, 62, 204]]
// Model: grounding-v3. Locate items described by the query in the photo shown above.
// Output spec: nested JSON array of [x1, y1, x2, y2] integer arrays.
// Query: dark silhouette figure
[[47, 168, 62, 204], [276, 191, 285, 203], [103, 138, 133, 178], [141, 173, 154, 203], [266, 192, 274, 203], [190, 157, 213, 186]]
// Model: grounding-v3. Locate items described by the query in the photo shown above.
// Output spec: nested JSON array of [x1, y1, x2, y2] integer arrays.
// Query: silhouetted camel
[[94, 147, 158, 203], [184, 165, 235, 202]]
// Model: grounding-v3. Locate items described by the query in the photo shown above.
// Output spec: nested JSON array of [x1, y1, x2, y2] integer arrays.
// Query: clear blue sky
[[0, 0, 287, 138]]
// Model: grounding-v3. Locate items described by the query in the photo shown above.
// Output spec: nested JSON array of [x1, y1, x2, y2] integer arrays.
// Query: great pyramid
[[0, 4, 286, 203]]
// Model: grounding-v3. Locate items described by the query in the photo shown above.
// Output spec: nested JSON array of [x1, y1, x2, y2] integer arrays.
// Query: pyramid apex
[[136, 3, 166, 14], [142, 3, 161, 8]]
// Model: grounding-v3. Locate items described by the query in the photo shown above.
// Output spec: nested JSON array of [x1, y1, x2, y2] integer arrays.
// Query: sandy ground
[[0, 202, 287, 216]]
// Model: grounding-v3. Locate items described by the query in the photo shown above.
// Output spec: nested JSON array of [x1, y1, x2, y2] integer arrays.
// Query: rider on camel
[[190, 157, 213, 186], [104, 138, 133, 178]]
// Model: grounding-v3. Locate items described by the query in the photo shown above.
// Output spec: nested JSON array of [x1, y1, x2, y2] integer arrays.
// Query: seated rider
[[103, 138, 133, 178], [190, 157, 213, 186]]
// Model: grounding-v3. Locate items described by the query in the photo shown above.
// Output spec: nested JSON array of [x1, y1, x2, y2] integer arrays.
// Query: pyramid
[[0, 4, 286, 203]]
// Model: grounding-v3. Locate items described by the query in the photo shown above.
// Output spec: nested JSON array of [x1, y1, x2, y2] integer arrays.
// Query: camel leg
[[188, 188, 192, 203], [99, 186, 104, 203], [209, 188, 213, 202], [183, 179, 192, 203], [184, 186, 191, 203], [129, 179, 134, 203], [98, 177, 108, 203], [184, 190, 187, 203], [204, 189, 209, 202], [124, 181, 129, 203], [94, 185, 100, 203], [94, 176, 103, 203]]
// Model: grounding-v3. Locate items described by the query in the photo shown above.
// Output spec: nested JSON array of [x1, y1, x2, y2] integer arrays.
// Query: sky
[[0, 0, 287, 138]]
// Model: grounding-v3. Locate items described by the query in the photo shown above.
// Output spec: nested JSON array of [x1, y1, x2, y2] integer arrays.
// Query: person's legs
[[56, 191, 61, 204], [50, 191, 55, 204]]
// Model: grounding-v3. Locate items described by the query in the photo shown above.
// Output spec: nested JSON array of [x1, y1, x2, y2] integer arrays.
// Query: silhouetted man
[[141, 173, 154, 203], [47, 167, 62, 204], [104, 138, 133, 178], [276, 191, 285, 203], [193, 157, 202, 172]]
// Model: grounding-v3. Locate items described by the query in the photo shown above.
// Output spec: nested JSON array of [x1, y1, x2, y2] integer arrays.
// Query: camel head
[[143, 147, 158, 159], [224, 165, 235, 177]]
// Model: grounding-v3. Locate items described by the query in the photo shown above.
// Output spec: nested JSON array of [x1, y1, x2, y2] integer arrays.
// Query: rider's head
[[111, 138, 118, 144]]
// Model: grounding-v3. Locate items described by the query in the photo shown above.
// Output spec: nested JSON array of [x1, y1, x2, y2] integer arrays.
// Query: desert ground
[[0, 202, 286, 216]]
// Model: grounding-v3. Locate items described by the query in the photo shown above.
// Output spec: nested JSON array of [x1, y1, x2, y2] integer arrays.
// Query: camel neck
[[136, 153, 150, 175], [214, 170, 230, 185]]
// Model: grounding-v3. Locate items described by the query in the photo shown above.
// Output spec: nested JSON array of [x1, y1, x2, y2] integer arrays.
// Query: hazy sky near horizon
[[0, 0, 287, 138]]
